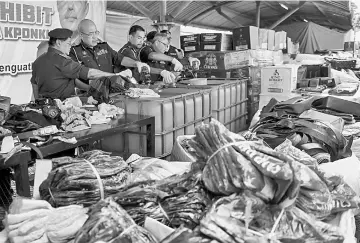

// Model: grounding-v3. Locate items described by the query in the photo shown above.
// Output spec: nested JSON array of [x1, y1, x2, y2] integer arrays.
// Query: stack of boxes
[[180, 26, 300, 124], [180, 34, 201, 53], [200, 33, 233, 52]]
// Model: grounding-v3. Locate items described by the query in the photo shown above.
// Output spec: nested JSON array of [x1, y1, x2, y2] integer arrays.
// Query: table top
[[0, 113, 154, 168]]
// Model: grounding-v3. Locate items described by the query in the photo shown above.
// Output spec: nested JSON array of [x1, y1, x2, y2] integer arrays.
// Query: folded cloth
[[314, 109, 355, 124], [273, 96, 318, 115], [343, 122, 360, 137], [7, 105, 61, 128]]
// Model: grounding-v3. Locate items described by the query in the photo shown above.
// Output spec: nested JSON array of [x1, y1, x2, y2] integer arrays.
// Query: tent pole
[[160, 0, 167, 23], [268, 1, 306, 29], [256, 1, 261, 27], [126, 1, 155, 20]]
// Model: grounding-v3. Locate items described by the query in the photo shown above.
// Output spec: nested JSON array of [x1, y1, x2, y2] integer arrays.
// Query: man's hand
[[188, 57, 200, 68], [171, 58, 183, 72], [135, 62, 150, 73], [160, 70, 176, 84], [116, 69, 133, 78]]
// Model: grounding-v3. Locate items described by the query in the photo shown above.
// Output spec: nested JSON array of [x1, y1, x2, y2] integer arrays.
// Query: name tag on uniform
[[97, 49, 108, 56]]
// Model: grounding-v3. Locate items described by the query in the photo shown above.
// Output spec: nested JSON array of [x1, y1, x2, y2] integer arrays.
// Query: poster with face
[[0, 0, 106, 104]]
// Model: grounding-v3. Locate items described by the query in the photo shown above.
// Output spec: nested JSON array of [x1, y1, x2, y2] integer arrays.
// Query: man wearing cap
[[160, 30, 183, 60], [117, 26, 176, 84], [160, 29, 200, 70], [145, 31, 157, 46], [69, 19, 149, 85], [31, 28, 133, 100]]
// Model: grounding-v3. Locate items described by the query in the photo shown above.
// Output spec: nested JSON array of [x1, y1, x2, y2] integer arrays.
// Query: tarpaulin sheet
[[275, 22, 345, 54]]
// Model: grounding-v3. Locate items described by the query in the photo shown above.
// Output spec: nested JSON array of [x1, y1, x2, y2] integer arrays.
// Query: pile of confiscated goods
[[1, 119, 358, 242]]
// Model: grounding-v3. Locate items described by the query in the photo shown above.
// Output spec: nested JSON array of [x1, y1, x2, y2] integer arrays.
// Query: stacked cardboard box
[[180, 34, 201, 54], [187, 50, 254, 78], [200, 33, 233, 51], [233, 26, 259, 50]]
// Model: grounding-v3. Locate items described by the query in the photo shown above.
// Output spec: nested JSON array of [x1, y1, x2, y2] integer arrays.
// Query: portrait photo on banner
[[0, 0, 107, 104]]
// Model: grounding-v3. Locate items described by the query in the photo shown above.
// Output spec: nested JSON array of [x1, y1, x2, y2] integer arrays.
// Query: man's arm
[[75, 79, 89, 91], [148, 52, 174, 62], [30, 63, 39, 99], [87, 68, 114, 80], [59, 57, 115, 80], [121, 56, 141, 68], [32, 84, 39, 99]]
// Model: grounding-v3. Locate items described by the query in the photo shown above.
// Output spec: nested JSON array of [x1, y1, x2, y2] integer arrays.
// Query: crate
[[185, 80, 248, 133], [110, 88, 211, 159], [104, 81, 247, 159], [328, 59, 356, 71]]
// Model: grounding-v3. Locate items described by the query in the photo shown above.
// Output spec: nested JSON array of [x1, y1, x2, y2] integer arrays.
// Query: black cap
[[147, 31, 157, 42], [48, 28, 72, 39]]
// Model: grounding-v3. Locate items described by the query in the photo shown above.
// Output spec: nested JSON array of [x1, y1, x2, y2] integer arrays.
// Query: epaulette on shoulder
[[71, 42, 81, 47], [97, 41, 107, 45], [57, 53, 71, 59]]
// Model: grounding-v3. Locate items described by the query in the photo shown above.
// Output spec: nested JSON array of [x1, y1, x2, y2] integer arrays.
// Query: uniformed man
[[31, 28, 128, 100], [160, 30, 183, 60], [145, 31, 157, 46], [139, 33, 187, 83], [69, 19, 150, 85], [118, 25, 176, 84], [119, 25, 145, 62], [160, 29, 200, 69]]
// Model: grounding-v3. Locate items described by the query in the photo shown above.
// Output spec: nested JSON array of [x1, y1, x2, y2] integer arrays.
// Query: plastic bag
[[328, 210, 356, 243], [320, 155, 360, 198], [128, 157, 191, 184]]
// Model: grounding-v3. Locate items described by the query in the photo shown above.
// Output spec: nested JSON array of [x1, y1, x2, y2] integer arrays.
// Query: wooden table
[[0, 114, 155, 197]]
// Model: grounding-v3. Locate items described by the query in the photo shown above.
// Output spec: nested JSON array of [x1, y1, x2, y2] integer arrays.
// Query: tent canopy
[[275, 22, 345, 54], [106, 1, 353, 32]]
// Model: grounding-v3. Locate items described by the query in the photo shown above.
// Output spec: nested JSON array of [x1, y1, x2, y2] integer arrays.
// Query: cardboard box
[[181, 43, 201, 53], [248, 83, 261, 96], [275, 31, 287, 50], [249, 67, 261, 83], [201, 33, 232, 44], [199, 33, 233, 51], [230, 67, 250, 79], [190, 51, 251, 71], [232, 26, 259, 50], [200, 42, 232, 51], [268, 29, 275, 51], [195, 69, 230, 79], [261, 65, 300, 94], [180, 34, 201, 45], [259, 29, 269, 50], [249, 50, 274, 67]]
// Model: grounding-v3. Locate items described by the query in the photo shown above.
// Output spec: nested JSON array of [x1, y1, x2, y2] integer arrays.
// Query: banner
[[0, 0, 107, 104]]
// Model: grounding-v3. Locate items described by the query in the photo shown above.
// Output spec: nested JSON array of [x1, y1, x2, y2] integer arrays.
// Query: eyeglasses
[[157, 40, 169, 48], [81, 31, 100, 37]]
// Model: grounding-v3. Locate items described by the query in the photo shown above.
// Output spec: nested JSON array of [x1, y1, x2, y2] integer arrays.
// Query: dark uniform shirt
[[69, 41, 124, 84], [31, 47, 89, 100], [118, 42, 140, 78], [164, 45, 179, 70], [139, 45, 170, 82], [165, 45, 179, 59]]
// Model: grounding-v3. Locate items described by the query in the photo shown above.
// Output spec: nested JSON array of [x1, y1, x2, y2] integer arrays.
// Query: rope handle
[[83, 159, 105, 200]]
